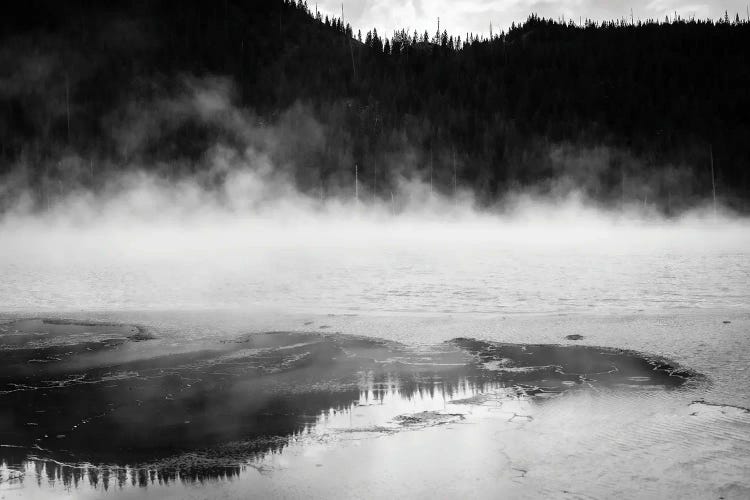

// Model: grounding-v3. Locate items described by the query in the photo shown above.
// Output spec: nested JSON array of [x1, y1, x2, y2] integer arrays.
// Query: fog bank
[[2, 170, 749, 263]]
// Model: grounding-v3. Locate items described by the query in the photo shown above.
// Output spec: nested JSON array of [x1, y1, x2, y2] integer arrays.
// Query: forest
[[1, 0, 749, 212]]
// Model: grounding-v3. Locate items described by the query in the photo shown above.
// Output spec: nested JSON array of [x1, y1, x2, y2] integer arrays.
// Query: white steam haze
[[1, 75, 749, 314]]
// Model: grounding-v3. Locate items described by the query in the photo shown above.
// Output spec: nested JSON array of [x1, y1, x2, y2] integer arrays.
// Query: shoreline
[[3, 304, 748, 325]]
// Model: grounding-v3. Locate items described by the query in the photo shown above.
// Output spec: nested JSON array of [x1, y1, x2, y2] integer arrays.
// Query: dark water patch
[[0, 318, 152, 344], [451, 338, 696, 389], [0, 319, 157, 394], [0, 321, 697, 490]]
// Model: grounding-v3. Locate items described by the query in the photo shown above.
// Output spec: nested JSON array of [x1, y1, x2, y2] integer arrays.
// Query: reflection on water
[[0, 380, 524, 492], [0, 319, 698, 496]]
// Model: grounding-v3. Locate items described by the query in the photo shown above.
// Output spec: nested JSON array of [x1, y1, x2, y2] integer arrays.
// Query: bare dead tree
[[65, 72, 70, 144], [343, 4, 356, 79], [710, 144, 717, 215]]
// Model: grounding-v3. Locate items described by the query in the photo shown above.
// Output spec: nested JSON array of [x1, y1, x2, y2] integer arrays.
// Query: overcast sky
[[314, 0, 748, 37]]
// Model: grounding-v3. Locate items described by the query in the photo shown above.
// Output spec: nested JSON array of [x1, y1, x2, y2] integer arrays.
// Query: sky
[[315, 0, 749, 37]]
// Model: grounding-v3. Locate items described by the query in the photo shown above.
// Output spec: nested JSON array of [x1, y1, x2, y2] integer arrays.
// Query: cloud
[[317, 0, 747, 37]]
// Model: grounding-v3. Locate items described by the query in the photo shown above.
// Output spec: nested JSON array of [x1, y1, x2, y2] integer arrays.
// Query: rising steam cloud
[[0, 72, 730, 219], [0, 74, 748, 315], [1, 74, 749, 313]]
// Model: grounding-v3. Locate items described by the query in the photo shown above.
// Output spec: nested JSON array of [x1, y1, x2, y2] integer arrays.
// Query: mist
[[2, 74, 749, 275], [2, 62, 749, 314], [4, 6, 750, 498], [3, 130, 749, 315], [2, 168, 749, 255]]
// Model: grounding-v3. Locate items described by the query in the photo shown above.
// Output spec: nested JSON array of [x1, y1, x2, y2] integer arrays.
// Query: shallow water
[[1, 212, 750, 315], [1, 245, 749, 314], [0, 313, 749, 499], [1, 219, 749, 498]]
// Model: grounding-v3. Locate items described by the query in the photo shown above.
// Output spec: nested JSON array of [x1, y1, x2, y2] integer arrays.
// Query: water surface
[[2, 317, 729, 499], [1, 217, 749, 498]]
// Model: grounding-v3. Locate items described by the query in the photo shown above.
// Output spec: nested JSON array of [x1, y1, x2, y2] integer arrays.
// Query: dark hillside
[[2, 1, 749, 212]]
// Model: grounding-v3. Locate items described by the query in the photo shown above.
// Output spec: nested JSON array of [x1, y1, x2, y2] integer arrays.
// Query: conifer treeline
[[1, 0, 749, 211]]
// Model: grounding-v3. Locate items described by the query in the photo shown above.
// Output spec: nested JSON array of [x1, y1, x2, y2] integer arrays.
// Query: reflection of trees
[[0, 332, 691, 489]]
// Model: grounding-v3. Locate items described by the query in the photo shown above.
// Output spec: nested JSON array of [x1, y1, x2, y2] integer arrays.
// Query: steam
[[2, 164, 748, 263], [1, 74, 749, 257], [1, 72, 749, 315]]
